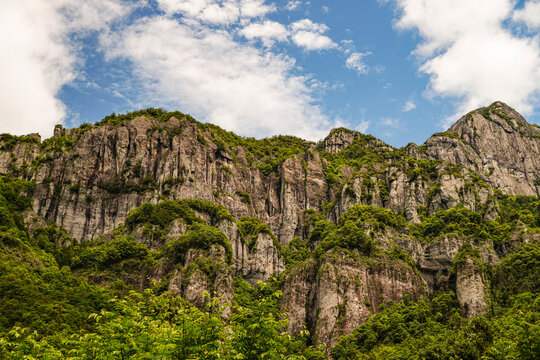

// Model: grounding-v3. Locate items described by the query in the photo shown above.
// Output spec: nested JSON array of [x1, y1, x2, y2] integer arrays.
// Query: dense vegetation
[[331, 291, 539, 359], [0, 175, 325, 358], [0, 106, 539, 358]]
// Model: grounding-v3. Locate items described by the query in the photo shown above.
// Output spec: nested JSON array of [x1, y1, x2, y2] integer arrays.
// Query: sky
[[1, 0, 540, 147]]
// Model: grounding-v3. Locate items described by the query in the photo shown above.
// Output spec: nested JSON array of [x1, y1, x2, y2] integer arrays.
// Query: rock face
[[166, 246, 234, 318], [281, 249, 425, 351], [1, 102, 537, 246], [321, 128, 356, 153], [455, 257, 489, 317], [421, 102, 540, 196], [1, 101, 539, 350], [419, 236, 498, 292]]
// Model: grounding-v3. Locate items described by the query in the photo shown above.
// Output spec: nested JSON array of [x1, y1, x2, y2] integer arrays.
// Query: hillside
[[0, 102, 539, 358]]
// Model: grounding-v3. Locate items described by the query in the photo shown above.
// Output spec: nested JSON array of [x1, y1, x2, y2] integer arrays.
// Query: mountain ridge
[[0, 101, 539, 356]]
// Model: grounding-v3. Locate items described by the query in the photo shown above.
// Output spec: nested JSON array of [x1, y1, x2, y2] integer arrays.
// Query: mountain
[[0, 102, 538, 358]]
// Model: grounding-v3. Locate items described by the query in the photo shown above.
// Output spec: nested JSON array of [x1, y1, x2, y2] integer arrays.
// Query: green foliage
[[319, 133, 399, 183], [338, 204, 407, 232], [219, 165, 232, 174], [0, 250, 111, 336], [410, 203, 509, 243], [238, 216, 280, 251], [497, 193, 540, 228], [235, 190, 252, 205], [0, 133, 39, 151], [282, 237, 311, 269], [125, 199, 233, 230], [331, 292, 540, 360], [492, 243, 540, 306], [223, 135, 311, 177], [76, 235, 150, 270], [314, 219, 375, 258], [97, 108, 196, 127], [98, 175, 158, 195], [432, 131, 465, 142], [0, 227, 110, 337], [452, 243, 482, 269], [378, 182, 389, 203], [166, 223, 233, 265], [1, 287, 325, 359], [196, 132, 206, 145]]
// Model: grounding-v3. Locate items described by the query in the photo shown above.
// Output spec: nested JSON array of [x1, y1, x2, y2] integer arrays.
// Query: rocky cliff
[[1, 102, 539, 351]]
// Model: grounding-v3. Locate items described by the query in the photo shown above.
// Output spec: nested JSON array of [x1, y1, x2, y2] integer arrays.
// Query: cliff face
[[281, 250, 425, 350], [420, 101, 540, 196], [1, 101, 539, 350], [2, 102, 537, 245]]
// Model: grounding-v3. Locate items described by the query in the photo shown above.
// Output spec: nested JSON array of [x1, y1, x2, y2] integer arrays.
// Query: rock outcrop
[[420, 102, 540, 196], [281, 249, 425, 351], [455, 257, 490, 317], [1, 101, 539, 351]]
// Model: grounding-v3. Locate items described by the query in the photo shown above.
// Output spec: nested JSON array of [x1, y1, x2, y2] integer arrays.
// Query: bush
[[166, 223, 233, 265]]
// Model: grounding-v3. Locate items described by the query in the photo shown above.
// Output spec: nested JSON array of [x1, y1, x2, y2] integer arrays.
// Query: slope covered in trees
[[0, 103, 539, 358]]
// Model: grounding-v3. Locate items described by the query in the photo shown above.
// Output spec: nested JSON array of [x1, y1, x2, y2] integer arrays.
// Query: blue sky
[[1, 0, 540, 147]]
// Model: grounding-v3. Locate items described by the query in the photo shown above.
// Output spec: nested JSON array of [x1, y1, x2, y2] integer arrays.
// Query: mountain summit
[[0, 103, 538, 355], [420, 101, 540, 196]]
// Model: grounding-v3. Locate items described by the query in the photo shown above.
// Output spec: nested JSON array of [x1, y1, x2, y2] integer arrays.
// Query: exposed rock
[[167, 245, 234, 315], [422, 102, 540, 196], [1, 101, 538, 350], [321, 129, 356, 153], [419, 236, 499, 292], [281, 249, 425, 352], [455, 257, 489, 317]]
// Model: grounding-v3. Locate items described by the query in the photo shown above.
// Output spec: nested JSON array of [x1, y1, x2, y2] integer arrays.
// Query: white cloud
[[346, 52, 370, 74], [290, 19, 337, 51], [240, 0, 276, 18], [374, 64, 386, 74], [292, 31, 336, 51], [199, 3, 240, 25], [101, 16, 332, 140], [381, 117, 401, 128], [512, 0, 540, 29], [285, 1, 301, 11], [156, 0, 275, 25], [157, 0, 211, 16], [290, 19, 328, 33], [355, 120, 369, 133], [390, 0, 540, 126], [239, 20, 288, 46], [321, 6, 329, 13], [402, 100, 415, 112], [0, 0, 130, 138]]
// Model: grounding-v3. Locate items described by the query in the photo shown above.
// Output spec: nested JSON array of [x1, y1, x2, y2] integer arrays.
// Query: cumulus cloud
[[0, 0, 130, 137], [290, 19, 337, 51], [512, 0, 540, 29], [402, 100, 415, 112], [389, 0, 540, 126], [355, 120, 370, 133], [156, 0, 275, 25], [381, 117, 401, 128], [346, 52, 370, 74], [101, 16, 332, 140], [239, 20, 288, 46], [285, 1, 301, 11]]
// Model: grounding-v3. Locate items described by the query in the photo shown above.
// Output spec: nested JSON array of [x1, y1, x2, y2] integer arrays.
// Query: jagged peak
[[451, 101, 533, 133], [423, 102, 539, 148], [319, 127, 390, 154], [319, 128, 357, 154]]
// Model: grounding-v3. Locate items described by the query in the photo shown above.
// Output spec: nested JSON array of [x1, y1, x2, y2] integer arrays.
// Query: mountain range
[[0, 101, 538, 358]]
